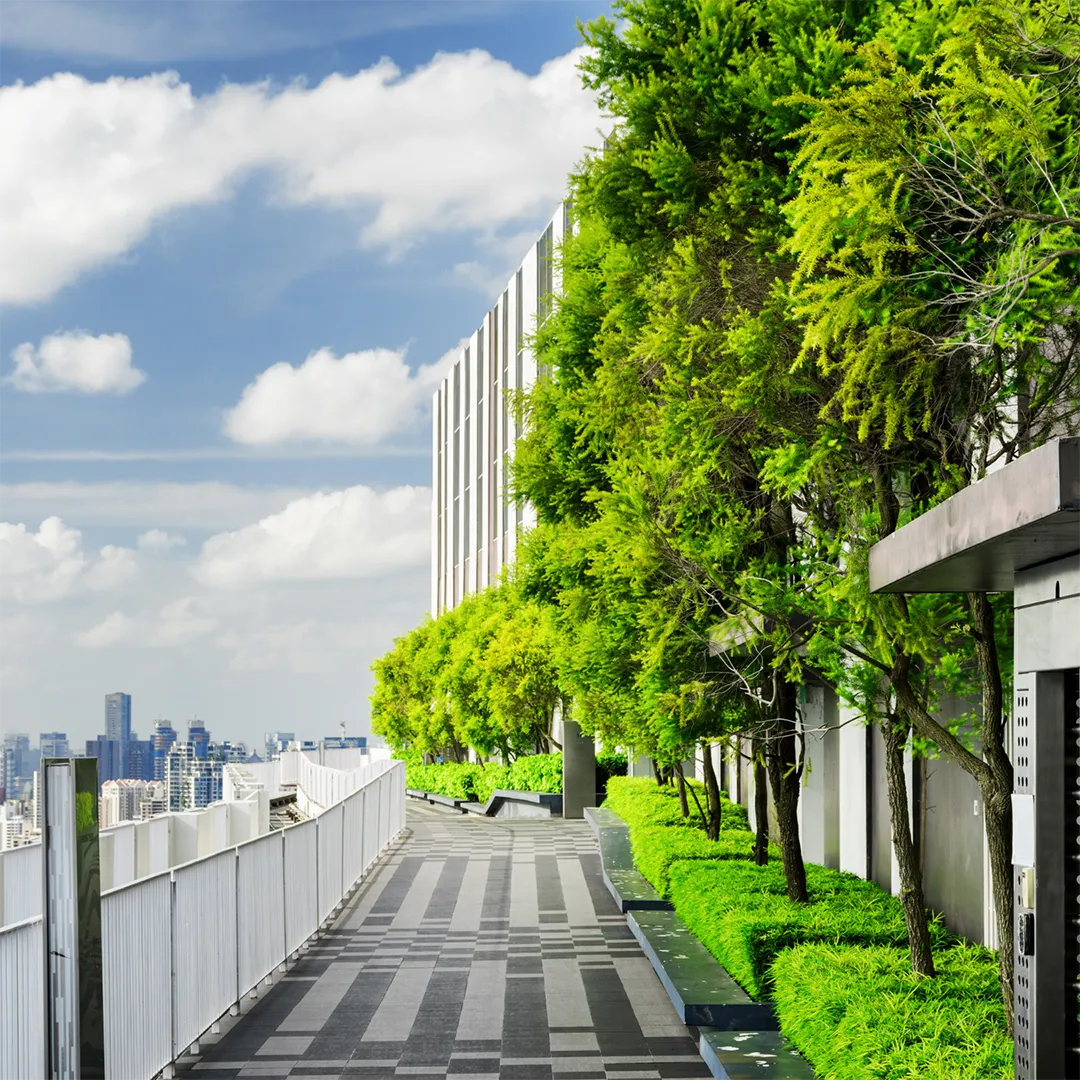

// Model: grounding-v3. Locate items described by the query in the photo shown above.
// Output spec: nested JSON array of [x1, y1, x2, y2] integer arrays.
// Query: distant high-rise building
[[125, 737, 154, 781], [85, 737, 121, 784], [264, 732, 295, 761], [152, 720, 177, 782], [39, 732, 69, 758], [2, 734, 31, 802], [100, 779, 166, 827], [187, 718, 210, 760], [105, 691, 132, 776]]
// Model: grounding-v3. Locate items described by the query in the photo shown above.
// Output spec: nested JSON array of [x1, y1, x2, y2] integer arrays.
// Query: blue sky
[[0, 0, 609, 748]]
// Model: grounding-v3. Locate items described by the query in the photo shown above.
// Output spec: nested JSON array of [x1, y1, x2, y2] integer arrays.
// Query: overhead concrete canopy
[[869, 438, 1080, 593]]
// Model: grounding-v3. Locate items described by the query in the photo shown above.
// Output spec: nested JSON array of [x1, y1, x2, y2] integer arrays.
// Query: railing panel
[[103, 875, 172, 1080], [284, 820, 318, 955], [316, 804, 344, 925], [0, 843, 42, 926], [342, 789, 364, 889], [379, 772, 392, 849], [0, 919, 44, 1080], [362, 786, 376, 874], [390, 764, 405, 836], [237, 832, 286, 997], [172, 850, 238, 1053]]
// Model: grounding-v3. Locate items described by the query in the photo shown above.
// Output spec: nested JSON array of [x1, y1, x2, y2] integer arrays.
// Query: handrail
[[0, 759, 406, 1080]]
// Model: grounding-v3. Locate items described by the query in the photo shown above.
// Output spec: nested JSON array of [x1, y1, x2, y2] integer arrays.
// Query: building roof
[[869, 438, 1080, 593]]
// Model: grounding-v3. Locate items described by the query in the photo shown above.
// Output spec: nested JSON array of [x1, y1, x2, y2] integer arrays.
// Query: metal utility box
[[870, 438, 1079, 1080], [42, 757, 104, 1079]]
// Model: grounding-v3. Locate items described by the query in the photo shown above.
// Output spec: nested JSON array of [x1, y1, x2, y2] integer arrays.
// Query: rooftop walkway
[[178, 802, 711, 1080]]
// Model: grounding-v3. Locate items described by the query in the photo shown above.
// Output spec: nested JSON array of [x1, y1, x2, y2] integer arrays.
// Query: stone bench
[[460, 790, 563, 819], [405, 788, 466, 813], [584, 806, 671, 912], [627, 909, 777, 1030], [698, 1030, 816, 1079]]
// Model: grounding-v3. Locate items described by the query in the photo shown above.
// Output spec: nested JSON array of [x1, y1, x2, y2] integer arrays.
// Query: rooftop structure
[[431, 203, 570, 615]]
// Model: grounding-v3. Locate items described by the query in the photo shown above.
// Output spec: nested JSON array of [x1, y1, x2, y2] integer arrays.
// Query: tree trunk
[[701, 741, 722, 840], [674, 765, 690, 819], [883, 712, 935, 977], [752, 735, 770, 865], [969, 590, 1015, 1032], [766, 678, 808, 902]]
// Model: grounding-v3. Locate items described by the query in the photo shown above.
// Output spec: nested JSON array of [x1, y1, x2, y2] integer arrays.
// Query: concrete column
[[561, 720, 595, 820]]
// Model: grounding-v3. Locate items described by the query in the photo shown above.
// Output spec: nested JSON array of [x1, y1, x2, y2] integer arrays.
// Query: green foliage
[[405, 754, 563, 802], [772, 943, 1013, 1079], [372, 583, 566, 761], [632, 825, 766, 897], [596, 749, 628, 791], [668, 859, 955, 999], [604, 776, 749, 832]]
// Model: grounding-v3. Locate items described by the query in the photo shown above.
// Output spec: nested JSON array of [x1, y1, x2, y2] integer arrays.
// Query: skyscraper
[[187, 718, 210, 760], [151, 720, 177, 782], [39, 732, 70, 758], [105, 692, 132, 776], [105, 692, 132, 743]]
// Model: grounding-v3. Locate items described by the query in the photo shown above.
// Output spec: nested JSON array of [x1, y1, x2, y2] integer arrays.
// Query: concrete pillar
[[628, 753, 652, 778], [561, 720, 595, 819]]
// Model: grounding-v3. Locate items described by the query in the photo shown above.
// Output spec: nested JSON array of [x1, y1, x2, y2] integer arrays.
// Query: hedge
[[406, 754, 562, 802], [668, 860, 955, 999], [632, 825, 772, 898], [771, 943, 1012, 1079], [603, 775, 750, 832]]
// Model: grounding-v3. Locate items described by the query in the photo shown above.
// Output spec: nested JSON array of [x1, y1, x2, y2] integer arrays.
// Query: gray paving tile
[[178, 807, 710, 1080]]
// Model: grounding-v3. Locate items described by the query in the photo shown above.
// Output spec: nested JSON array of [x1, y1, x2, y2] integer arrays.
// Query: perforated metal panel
[[1014, 681, 1033, 1080], [1066, 669, 1080, 1080]]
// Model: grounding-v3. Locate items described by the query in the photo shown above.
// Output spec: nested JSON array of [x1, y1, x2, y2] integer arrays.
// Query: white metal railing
[[0, 916, 44, 1080], [0, 760, 405, 1080]]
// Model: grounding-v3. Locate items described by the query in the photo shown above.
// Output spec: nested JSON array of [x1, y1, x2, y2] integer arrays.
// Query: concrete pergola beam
[[868, 438, 1079, 594]]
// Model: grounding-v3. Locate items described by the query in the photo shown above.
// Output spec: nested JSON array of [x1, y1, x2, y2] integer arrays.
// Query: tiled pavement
[[177, 803, 711, 1080]]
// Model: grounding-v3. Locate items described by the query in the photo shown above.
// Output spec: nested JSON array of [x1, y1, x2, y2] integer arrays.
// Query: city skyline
[[0, 0, 609, 744]]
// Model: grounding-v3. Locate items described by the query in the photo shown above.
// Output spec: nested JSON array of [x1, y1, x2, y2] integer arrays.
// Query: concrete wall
[[922, 752, 985, 941]]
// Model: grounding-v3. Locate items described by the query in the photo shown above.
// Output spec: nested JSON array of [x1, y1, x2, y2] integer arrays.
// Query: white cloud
[[0, 517, 137, 603], [7, 331, 145, 393], [0, 50, 601, 303], [74, 611, 134, 648], [137, 529, 187, 550], [76, 596, 216, 649], [224, 345, 456, 446], [195, 484, 430, 587]]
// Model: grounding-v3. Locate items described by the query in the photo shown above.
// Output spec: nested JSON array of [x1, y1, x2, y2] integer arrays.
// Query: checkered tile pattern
[[178, 804, 710, 1079]]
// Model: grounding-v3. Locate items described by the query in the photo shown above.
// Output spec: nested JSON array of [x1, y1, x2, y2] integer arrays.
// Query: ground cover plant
[[606, 779, 1006, 1076], [668, 859, 955, 999], [772, 943, 1012, 1079]]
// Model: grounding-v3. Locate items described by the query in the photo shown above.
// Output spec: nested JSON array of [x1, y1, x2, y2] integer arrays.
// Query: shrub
[[506, 752, 563, 795], [667, 860, 955, 999], [632, 825, 769, 897], [596, 750, 628, 792], [771, 943, 1012, 1079], [604, 775, 749, 832], [406, 753, 563, 802]]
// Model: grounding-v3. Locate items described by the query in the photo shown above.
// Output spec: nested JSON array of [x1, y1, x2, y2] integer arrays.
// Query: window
[[537, 222, 553, 324]]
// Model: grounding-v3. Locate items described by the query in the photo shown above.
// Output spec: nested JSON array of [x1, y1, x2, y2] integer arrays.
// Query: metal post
[[42, 757, 104, 1079]]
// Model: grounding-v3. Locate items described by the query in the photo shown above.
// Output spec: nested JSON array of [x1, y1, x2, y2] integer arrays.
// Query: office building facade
[[431, 203, 568, 615]]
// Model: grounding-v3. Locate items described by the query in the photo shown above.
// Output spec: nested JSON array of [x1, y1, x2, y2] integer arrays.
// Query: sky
[[0, 0, 609, 750]]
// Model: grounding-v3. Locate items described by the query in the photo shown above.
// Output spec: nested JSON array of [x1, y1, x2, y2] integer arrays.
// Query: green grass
[[603, 775, 750, 832], [771, 943, 1012, 1079]]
